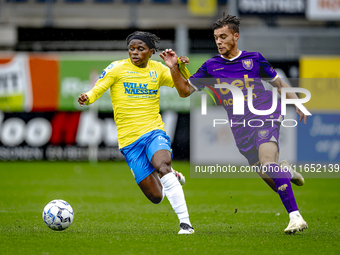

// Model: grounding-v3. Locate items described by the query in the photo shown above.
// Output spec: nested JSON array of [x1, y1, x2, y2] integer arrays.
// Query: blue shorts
[[120, 130, 172, 185]]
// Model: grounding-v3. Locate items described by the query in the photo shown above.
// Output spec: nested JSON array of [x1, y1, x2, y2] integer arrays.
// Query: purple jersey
[[189, 51, 282, 142], [189, 51, 281, 131]]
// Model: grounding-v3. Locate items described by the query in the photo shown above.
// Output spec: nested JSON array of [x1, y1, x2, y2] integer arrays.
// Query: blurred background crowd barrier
[[0, 0, 339, 163]]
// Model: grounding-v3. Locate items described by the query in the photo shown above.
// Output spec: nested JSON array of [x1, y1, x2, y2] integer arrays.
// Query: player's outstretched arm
[[160, 49, 195, 97], [78, 70, 114, 106], [78, 93, 89, 107], [270, 77, 308, 124]]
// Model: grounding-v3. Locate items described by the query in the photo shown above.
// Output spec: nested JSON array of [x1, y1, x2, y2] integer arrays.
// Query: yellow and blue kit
[[85, 58, 190, 148], [85, 57, 190, 184]]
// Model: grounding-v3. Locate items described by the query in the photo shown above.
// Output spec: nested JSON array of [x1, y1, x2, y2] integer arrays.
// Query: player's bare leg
[[259, 142, 308, 234], [256, 142, 279, 192], [139, 149, 194, 234], [138, 171, 164, 204], [138, 150, 172, 203]]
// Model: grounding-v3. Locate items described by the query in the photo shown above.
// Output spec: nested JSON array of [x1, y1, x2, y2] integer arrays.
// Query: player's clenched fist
[[179, 56, 189, 65], [78, 93, 89, 107]]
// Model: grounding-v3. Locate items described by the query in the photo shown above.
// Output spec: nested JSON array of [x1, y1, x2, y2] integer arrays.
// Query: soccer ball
[[42, 199, 74, 231]]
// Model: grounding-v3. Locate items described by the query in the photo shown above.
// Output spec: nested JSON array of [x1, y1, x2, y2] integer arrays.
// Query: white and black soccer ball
[[42, 199, 74, 231]]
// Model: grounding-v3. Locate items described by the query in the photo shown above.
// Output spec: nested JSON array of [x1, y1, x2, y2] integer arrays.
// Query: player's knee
[[148, 192, 163, 204], [158, 164, 171, 176], [260, 155, 277, 166], [151, 150, 172, 176]]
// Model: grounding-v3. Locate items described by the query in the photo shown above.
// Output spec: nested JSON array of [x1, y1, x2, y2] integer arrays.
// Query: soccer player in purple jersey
[[160, 15, 308, 234]]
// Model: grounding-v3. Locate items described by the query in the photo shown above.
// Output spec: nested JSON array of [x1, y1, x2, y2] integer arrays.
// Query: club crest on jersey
[[149, 71, 157, 81], [258, 129, 269, 138], [242, 59, 253, 70]]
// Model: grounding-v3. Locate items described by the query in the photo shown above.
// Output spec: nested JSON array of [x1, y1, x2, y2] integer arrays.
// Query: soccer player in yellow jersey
[[78, 31, 194, 234]]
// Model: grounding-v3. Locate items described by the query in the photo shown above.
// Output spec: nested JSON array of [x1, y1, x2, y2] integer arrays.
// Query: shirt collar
[[221, 50, 242, 61]]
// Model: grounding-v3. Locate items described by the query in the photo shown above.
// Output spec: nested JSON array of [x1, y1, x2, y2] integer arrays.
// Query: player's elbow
[[179, 90, 191, 98], [177, 86, 192, 98]]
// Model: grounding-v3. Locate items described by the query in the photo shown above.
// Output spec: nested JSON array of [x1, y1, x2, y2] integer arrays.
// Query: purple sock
[[264, 163, 298, 213]]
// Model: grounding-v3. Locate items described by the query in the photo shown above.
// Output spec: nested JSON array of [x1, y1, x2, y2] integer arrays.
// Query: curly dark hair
[[126, 31, 160, 54], [212, 14, 241, 34]]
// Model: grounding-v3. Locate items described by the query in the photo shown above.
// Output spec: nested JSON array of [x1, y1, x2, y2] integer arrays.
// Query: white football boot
[[284, 215, 308, 234], [178, 223, 195, 234], [279, 160, 305, 186], [172, 168, 186, 185]]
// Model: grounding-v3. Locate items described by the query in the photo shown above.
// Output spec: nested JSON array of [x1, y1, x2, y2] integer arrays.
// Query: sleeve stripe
[[188, 79, 198, 91], [268, 74, 279, 83]]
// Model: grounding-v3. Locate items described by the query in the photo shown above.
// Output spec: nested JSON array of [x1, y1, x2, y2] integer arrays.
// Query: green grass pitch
[[0, 161, 339, 255]]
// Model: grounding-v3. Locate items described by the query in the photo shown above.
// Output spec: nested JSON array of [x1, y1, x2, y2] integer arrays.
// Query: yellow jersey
[[85, 58, 190, 149]]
